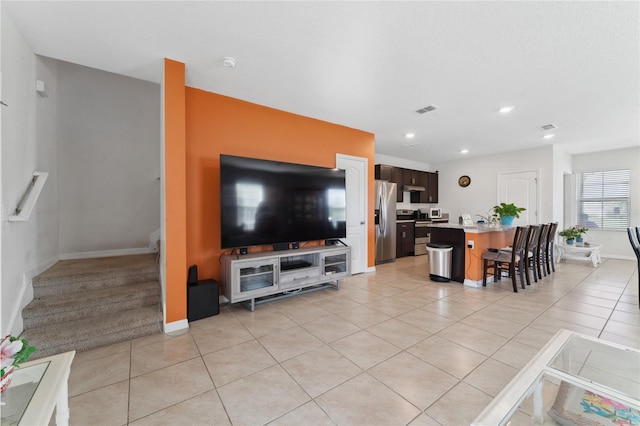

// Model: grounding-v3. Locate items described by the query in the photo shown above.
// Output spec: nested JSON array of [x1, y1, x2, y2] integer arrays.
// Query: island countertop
[[428, 223, 517, 234]]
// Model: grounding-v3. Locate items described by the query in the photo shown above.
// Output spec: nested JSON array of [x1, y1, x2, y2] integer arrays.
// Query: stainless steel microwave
[[429, 208, 442, 219]]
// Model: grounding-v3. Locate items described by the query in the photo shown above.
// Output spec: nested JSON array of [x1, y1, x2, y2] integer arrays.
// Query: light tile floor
[[64, 256, 639, 425]]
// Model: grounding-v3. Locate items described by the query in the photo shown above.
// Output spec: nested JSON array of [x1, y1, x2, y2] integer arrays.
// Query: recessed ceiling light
[[460, 149, 469, 154], [405, 133, 415, 139], [542, 134, 556, 139], [221, 56, 237, 68], [499, 106, 514, 113]]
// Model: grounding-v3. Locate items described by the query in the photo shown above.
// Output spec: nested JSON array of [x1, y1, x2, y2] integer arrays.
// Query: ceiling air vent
[[416, 105, 438, 114], [538, 124, 557, 131]]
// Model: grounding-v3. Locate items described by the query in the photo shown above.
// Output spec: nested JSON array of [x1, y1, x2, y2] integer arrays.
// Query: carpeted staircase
[[22, 253, 163, 359]]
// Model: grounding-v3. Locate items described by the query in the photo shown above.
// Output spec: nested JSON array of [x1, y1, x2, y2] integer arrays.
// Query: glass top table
[[0, 351, 75, 426], [472, 329, 640, 425]]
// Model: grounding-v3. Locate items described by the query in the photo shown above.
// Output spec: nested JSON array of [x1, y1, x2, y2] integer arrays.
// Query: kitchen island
[[429, 224, 516, 286]]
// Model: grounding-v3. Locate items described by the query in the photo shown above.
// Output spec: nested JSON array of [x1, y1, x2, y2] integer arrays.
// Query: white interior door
[[336, 154, 367, 274], [498, 171, 539, 225]]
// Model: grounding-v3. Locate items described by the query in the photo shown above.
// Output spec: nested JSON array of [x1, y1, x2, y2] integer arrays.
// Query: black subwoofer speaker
[[187, 266, 220, 322]]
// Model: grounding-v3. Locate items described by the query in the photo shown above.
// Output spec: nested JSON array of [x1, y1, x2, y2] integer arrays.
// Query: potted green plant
[[559, 225, 588, 245], [492, 203, 526, 226]]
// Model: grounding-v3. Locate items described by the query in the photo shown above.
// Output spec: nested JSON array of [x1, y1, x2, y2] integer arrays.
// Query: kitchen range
[[396, 209, 449, 257]]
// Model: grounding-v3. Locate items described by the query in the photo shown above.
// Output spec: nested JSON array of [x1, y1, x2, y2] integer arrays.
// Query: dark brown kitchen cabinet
[[375, 164, 393, 181], [391, 168, 404, 199], [410, 171, 430, 203], [375, 164, 404, 202], [404, 169, 419, 186], [427, 172, 438, 203], [375, 164, 437, 203], [396, 222, 414, 258]]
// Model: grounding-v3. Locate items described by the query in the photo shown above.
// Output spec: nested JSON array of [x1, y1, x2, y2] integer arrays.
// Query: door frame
[[336, 153, 368, 274]]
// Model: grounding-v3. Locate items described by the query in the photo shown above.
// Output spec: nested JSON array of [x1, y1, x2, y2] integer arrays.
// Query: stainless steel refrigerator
[[374, 180, 397, 264]]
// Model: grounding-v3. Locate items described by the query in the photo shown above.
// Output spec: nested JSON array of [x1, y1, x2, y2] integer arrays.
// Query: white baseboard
[[464, 278, 486, 288], [149, 229, 160, 252], [164, 319, 188, 334], [7, 256, 59, 336], [365, 266, 376, 273], [60, 247, 156, 260]]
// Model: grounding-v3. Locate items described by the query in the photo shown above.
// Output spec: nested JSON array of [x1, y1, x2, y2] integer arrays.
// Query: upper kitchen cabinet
[[428, 172, 438, 203], [376, 164, 437, 203], [410, 171, 429, 203], [404, 169, 421, 186], [409, 171, 438, 204], [375, 164, 404, 201], [375, 164, 393, 181]]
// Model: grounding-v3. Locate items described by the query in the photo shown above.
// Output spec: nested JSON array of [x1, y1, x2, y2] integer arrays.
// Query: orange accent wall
[[185, 89, 375, 283], [163, 59, 187, 323]]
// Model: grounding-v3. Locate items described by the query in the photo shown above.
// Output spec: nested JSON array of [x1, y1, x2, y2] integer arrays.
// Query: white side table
[[0, 351, 75, 426], [557, 242, 602, 267]]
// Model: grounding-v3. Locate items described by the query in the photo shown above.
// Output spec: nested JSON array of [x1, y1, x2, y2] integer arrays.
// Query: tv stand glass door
[[233, 258, 278, 298]]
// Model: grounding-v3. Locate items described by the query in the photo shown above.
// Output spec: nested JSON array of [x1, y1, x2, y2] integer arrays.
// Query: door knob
[[360, 221, 365, 225]]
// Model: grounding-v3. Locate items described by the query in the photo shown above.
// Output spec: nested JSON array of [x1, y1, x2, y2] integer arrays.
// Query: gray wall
[[1, 11, 59, 335], [57, 61, 161, 255], [1, 8, 161, 334]]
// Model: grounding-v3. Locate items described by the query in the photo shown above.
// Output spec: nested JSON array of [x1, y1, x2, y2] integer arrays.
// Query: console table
[[221, 245, 351, 311], [557, 242, 602, 267], [0, 351, 75, 426], [472, 329, 639, 425]]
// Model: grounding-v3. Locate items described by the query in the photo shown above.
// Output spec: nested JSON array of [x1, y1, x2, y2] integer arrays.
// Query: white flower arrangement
[[1, 334, 37, 378]]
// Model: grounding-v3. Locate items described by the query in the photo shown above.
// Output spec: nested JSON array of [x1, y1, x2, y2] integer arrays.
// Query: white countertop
[[428, 223, 516, 233]]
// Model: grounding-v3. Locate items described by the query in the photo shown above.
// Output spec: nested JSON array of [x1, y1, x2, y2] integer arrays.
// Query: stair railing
[[8, 171, 49, 222]]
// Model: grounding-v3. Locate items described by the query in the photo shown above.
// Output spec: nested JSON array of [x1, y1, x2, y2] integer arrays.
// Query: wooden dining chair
[[483, 226, 529, 292], [500, 225, 540, 286], [627, 227, 640, 308], [546, 222, 559, 273], [536, 223, 550, 278], [526, 225, 542, 283]]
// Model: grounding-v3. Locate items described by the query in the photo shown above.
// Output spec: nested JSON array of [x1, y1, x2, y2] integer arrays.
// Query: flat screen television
[[220, 154, 346, 249]]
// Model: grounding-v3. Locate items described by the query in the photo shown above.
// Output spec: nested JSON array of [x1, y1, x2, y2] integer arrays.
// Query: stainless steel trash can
[[427, 243, 453, 282]]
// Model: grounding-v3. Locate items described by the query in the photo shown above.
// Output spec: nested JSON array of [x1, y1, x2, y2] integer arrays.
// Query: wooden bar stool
[[482, 226, 529, 292], [546, 222, 558, 273], [537, 223, 550, 278]]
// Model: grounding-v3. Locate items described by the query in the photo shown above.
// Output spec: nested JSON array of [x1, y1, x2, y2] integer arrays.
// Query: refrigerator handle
[[379, 193, 386, 235]]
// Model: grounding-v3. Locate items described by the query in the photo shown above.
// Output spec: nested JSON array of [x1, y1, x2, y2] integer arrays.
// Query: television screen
[[220, 154, 346, 249]]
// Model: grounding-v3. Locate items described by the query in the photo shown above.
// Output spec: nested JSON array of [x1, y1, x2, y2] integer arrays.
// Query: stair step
[[33, 254, 158, 297], [22, 306, 162, 360], [23, 281, 160, 329]]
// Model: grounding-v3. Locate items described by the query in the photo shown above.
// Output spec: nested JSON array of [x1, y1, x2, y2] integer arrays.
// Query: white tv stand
[[221, 245, 351, 311]]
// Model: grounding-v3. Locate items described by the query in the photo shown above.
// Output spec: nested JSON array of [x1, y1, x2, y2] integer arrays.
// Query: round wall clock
[[458, 175, 471, 187]]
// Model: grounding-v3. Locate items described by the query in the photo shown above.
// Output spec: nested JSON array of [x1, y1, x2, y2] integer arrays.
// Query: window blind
[[577, 169, 630, 230]]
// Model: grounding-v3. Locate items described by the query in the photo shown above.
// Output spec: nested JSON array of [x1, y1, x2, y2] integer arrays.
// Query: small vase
[[500, 216, 515, 226], [566, 238, 574, 245], [1, 367, 14, 394]]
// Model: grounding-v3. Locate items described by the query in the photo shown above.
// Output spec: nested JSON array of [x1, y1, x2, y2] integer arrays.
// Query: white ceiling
[[4, 1, 639, 163]]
